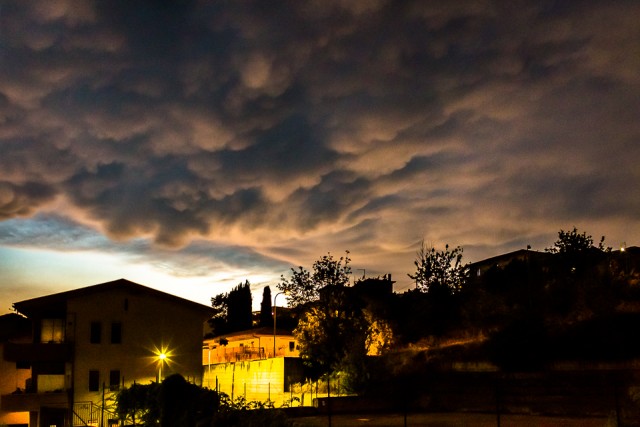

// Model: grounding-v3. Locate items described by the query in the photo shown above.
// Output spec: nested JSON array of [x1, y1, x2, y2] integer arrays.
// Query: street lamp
[[158, 352, 167, 381], [273, 291, 288, 358]]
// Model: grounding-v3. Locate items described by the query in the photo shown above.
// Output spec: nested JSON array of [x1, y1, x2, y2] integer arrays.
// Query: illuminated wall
[[203, 332, 300, 364], [68, 285, 208, 406], [203, 357, 305, 406]]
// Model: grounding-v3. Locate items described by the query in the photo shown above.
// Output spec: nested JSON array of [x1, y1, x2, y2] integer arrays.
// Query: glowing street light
[[158, 352, 167, 381]]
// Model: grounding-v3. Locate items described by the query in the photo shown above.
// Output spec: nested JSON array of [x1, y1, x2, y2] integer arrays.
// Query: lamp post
[[273, 291, 287, 358], [158, 352, 166, 381]]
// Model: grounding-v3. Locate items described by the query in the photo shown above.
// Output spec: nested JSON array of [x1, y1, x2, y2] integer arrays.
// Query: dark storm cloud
[[215, 114, 337, 184], [0, 181, 57, 219], [0, 0, 639, 287], [63, 159, 213, 245]]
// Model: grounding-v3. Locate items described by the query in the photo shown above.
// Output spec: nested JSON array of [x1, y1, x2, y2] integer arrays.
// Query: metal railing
[[73, 401, 97, 426], [207, 346, 267, 363], [73, 401, 118, 427]]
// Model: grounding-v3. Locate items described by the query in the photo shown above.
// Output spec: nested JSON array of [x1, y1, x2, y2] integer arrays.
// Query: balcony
[[1, 390, 69, 412], [204, 346, 267, 364], [2, 342, 73, 363]]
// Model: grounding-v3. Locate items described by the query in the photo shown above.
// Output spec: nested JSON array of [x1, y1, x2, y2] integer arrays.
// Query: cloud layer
[[1, 0, 639, 293]]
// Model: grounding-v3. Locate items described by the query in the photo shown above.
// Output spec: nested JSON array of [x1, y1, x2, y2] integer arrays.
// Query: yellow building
[[1, 279, 213, 427], [202, 327, 306, 406]]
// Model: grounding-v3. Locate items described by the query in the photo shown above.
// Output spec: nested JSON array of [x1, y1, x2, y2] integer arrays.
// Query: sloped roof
[[13, 278, 214, 318], [469, 249, 551, 270]]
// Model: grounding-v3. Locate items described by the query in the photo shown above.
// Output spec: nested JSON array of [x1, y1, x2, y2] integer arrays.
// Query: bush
[[487, 315, 550, 371], [116, 375, 290, 427]]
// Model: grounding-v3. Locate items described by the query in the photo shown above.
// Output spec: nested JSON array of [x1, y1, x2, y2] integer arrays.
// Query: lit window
[[40, 319, 65, 343]]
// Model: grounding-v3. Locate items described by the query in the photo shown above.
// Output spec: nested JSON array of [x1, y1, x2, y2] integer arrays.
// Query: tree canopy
[[408, 242, 468, 294], [209, 280, 253, 335], [545, 226, 609, 254], [115, 374, 220, 427], [293, 284, 393, 391], [277, 251, 352, 309], [259, 286, 273, 327]]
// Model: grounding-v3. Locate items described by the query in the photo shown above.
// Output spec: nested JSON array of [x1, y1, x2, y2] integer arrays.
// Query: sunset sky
[[1, 0, 639, 313]]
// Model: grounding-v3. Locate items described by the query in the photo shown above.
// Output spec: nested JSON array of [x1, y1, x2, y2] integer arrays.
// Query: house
[[1, 279, 213, 427], [0, 313, 32, 426], [468, 248, 551, 278], [202, 327, 304, 406]]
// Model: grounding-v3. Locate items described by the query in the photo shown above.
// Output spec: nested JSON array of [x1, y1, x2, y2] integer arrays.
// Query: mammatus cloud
[[0, 0, 638, 295], [0, 182, 57, 220]]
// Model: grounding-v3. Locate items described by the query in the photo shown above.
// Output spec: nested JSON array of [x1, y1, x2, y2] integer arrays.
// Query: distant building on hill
[[353, 274, 395, 298], [469, 249, 552, 278], [202, 327, 304, 406]]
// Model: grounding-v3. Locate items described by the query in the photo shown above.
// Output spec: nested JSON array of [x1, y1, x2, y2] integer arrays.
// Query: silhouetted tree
[[277, 251, 351, 309], [543, 228, 612, 317], [209, 293, 229, 336], [227, 281, 252, 332], [545, 226, 608, 255], [279, 251, 394, 391], [259, 286, 272, 327], [408, 242, 468, 294], [115, 381, 161, 426], [396, 243, 472, 342], [209, 281, 253, 335], [116, 375, 221, 426], [294, 286, 392, 391], [159, 374, 220, 427]]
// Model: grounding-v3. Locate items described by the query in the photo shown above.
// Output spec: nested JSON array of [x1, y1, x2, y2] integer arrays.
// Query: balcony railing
[[1, 390, 68, 412], [205, 346, 269, 364], [73, 401, 119, 427], [204, 346, 298, 364], [2, 341, 73, 363]]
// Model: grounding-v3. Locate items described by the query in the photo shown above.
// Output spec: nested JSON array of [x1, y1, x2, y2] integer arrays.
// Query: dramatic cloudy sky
[[1, 0, 639, 312]]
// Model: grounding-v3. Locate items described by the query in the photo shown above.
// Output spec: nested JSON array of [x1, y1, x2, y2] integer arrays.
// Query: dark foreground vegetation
[[273, 228, 640, 391], [136, 227, 640, 426], [115, 374, 292, 427]]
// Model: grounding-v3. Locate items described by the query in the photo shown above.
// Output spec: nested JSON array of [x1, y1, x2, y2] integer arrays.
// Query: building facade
[[1, 279, 213, 427], [202, 327, 304, 406], [0, 314, 32, 426]]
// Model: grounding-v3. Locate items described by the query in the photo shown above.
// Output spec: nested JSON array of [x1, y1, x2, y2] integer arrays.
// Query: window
[[89, 370, 100, 392], [90, 322, 101, 344], [109, 370, 120, 391], [110, 322, 122, 344], [40, 319, 65, 343], [289, 341, 295, 352]]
